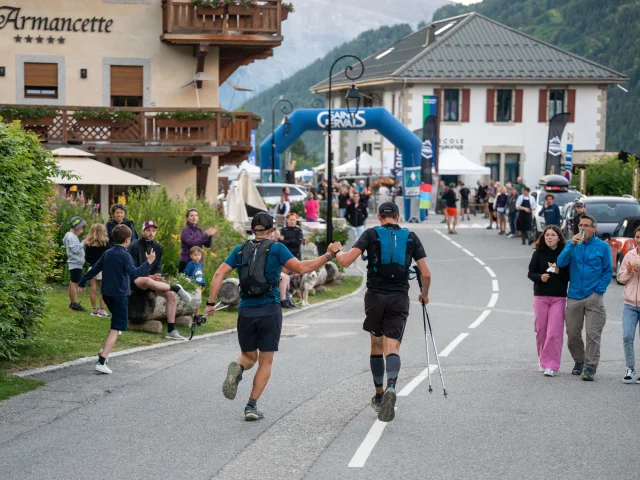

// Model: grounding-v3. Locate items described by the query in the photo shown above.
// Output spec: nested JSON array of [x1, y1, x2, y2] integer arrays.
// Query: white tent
[[438, 149, 491, 175], [218, 160, 260, 181], [236, 169, 268, 212], [225, 182, 249, 232], [335, 151, 387, 175]]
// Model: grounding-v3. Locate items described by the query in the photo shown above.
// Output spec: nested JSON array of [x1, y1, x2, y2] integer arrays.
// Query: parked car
[[255, 183, 308, 207], [531, 175, 581, 238], [606, 216, 640, 283], [568, 196, 640, 239]]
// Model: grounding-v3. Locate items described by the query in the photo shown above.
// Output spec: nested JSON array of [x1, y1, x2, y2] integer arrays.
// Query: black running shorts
[[237, 303, 283, 353], [363, 291, 410, 342], [69, 268, 82, 283]]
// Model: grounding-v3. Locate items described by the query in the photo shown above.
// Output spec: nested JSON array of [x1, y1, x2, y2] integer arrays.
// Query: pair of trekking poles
[[413, 264, 448, 398]]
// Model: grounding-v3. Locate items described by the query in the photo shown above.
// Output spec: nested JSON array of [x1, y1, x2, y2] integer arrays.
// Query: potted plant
[[0, 106, 59, 126], [220, 111, 235, 128], [281, 2, 294, 20], [250, 113, 262, 130], [72, 108, 135, 128], [155, 110, 216, 128], [309, 225, 349, 256], [227, 0, 258, 16], [192, 0, 226, 16]]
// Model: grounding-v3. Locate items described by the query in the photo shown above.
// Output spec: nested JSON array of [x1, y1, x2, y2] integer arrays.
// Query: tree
[[572, 155, 638, 196]]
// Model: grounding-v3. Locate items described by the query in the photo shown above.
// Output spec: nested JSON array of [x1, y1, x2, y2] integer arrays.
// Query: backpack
[[372, 226, 412, 280], [238, 240, 278, 297]]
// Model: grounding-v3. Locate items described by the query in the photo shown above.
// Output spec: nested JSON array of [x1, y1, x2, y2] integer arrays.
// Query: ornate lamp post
[[326, 55, 364, 243], [271, 98, 294, 182]]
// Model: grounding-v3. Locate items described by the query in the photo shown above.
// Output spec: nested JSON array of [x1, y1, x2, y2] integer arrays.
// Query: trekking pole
[[413, 265, 448, 398], [189, 303, 229, 340], [413, 264, 433, 394]]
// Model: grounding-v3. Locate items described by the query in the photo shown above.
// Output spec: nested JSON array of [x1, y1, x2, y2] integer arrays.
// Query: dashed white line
[[439, 333, 469, 357], [450, 241, 462, 248], [474, 257, 486, 266], [469, 310, 491, 329], [492, 279, 499, 292], [484, 266, 497, 278], [462, 248, 474, 257], [487, 293, 499, 308], [398, 364, 439, 397], [348, 418, 391, 468]]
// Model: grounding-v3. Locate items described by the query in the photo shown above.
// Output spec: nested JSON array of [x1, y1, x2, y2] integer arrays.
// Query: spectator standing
[[571, 201, 587, 236], [179, 208, 218, 273], [556, 214, 612, 381], [507, 187, 519, 237], [516, 177, 527, 195], [304, 192, 320, 222], [64, 216, 87, 312], [476, 181, 487, 218], [486, 179, 497, 230], [84, 223, 111, 317], [282, 187, 290, 203], [346, 191, 368, 238], [184, 246, 206, 289], [615, 226, 640, 384], [495, 186, 508, 235], [275, 194, 290, 218], [438, 180, 448, 223], [106, 203, 138, 245], [539, 194, 561, 226], [338, 186, 349, 218], [279, 213, 304, 260], [459, 182, 471, 221], [443, 183, 458, 235], [516, 187, 535, 245], [528, 226, 570, 376]]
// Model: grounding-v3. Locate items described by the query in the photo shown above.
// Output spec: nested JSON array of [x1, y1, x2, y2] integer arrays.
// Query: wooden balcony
[[0, 105, 255, 163], [161, 0, 288, 84]]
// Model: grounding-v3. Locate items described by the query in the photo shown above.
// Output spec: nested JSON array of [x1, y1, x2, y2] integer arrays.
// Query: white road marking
[[484, 266, 497, 278], [439, 333, 469, 357], [450, 241, 462, 248], [398, 365, 439, 397], [474, 257, 486, 266], [487, 293, 499, 308], [462, 248, 474, 256], [492, 279, 499, 292], [469, 310, 491, 329], [441, 235, 452, 242], [348, 413, 396, 468]]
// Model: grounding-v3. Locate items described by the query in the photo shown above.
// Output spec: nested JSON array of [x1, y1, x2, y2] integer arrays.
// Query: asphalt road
[[2, 220, 639, 480]]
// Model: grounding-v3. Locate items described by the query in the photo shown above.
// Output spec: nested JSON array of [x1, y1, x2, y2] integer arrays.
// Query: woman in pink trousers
[[527, 225, 570, 376]]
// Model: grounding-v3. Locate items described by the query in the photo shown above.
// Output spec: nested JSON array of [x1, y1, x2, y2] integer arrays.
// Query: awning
[[438, 149, 491, 175], [218, 160, 260, 180], [335, 151, 388, 175]]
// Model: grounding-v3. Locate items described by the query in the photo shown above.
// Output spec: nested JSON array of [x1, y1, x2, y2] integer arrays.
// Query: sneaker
[[95, 362, 112, 374], [572, 362, 584, 376], [377, 385, 397, 423], [165, 329, 186, 341], [636, 376, 640, 385], [486, 225, 493, 230], [96, 309, 111, 318], [623, 368, 636, 384], [538, 362, 544, 372], [440, 219, 446, 224], [91, 307, 100, 316], [244, 405, 264, 421], [508, 234, 515, 238], [69, 302, 88, 312], [467, 215, 470, 220], [543, 368, 557, 377], [222, 361, 243, 400], [582, 366, 595, 381], [174, 284, 192, 303], [451, 230, 458, 234], [371, 394, 383, 413]]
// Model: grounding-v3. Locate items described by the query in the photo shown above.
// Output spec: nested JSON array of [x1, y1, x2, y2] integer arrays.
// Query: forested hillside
[[434, 0, 639, 154]]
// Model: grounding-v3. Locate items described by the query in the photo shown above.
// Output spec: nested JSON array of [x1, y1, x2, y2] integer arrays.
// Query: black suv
[[563, 196, 640, 239]]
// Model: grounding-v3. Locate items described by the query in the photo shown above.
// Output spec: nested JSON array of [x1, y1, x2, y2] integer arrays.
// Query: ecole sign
[[0, 6, 114, 33]]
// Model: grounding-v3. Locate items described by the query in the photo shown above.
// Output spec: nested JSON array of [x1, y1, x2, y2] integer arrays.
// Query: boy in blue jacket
[[79, 224, 154, 374]]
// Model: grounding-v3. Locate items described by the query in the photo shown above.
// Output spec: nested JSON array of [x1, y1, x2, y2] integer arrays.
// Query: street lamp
[[271, 98, 294, 183], [326, 54, 364, 244]]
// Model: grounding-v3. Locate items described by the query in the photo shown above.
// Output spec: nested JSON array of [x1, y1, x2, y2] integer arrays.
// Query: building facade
[[0, 0, 289, 202], [312, 13, 626, 187]]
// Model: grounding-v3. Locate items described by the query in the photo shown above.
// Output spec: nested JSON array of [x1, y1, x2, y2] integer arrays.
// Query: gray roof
[[311, 13, 627, 91]]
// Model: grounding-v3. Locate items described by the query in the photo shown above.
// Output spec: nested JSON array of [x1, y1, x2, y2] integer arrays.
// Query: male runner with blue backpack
[[337, 202, 431, 422]]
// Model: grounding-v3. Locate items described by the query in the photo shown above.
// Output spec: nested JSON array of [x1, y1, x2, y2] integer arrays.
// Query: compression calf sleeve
[[370, 354, 385, 388], [385, 353, 401, 386]]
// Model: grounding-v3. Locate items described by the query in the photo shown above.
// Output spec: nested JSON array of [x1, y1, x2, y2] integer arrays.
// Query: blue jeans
[[508, 212, 517, 235], [353, 225, 365, 237], [622, 304, 640, 367]]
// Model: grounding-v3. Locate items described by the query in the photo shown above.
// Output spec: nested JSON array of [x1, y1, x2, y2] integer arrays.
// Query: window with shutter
[[514, 89, 523, 123], [110, 65, 143, 107], [461, 89, 470, 122], [567, 89, 576, 123], [538, 89, 548, 122], [496, 89, 513, 122], [443, 89, 459, 122], [486, 89, 495, 123], [24, 63, 58, 99], [548, 89, 565, 120]]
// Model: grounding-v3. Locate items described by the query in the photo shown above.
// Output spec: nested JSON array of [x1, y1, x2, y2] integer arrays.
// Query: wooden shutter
[[514, 89, 523, 123], [24, 63, 57, 87], [461, 88, 470, 122], [110, 66, 143, 96], [486, 89, 495, 123], [433, 88, 443, 120], [538, 89, 548, 122], [567, 89, 576, 123]]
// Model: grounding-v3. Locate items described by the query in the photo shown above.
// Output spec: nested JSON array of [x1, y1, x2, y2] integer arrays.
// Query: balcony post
[[139, 112, 145, 145], [62, 109, 68, 144], [164, 0, 174, 34], [276, 0, 281, 36]]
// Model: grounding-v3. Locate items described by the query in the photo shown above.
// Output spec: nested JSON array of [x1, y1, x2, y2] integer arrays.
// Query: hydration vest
[[238, 240, 278, 297], [372, 226, 412, 280]]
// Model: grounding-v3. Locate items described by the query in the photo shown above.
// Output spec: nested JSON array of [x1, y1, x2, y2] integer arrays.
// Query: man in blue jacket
[[538, 193, 561, 226], [557, 214, 612, 381]]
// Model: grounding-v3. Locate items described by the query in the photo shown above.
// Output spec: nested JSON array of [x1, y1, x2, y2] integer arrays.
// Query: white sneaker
[[538, 362, 544, 372], [95, 362, 112, 374], [623, 368, 636, 384], [174, 284, 192, 303], [543, 368, 556, 377], [165, 329, 186, 341]]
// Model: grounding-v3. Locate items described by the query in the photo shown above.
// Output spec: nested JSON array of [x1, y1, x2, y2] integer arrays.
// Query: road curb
[[15, 275, 365, 378]]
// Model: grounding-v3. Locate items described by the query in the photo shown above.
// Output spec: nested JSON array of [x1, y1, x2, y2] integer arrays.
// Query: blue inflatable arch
[[259, 107, 423, 221]]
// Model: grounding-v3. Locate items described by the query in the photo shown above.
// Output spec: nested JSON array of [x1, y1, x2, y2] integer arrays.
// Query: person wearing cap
[[64, 216, 88, 312], [278, 212, 304, 260], [203, 212, 342, 421], [571, 201, 587, 236], [128, 220, 192, 340], [336, 202, 431, 423]]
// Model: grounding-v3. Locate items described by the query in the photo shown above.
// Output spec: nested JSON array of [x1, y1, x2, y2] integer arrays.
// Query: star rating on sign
[[47, 36, 55, 44], [57, 37, 65, 44], [14, 35, 21, 43], [36, 36, 43, 44], [25, 35, 33, 43]]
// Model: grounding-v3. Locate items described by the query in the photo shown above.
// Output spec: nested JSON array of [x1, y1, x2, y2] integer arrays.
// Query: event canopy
[[218, 160, 260, 180], [225, 169, 268, 231], [335, 151, 388, 175], [437, 149, 491, 175]]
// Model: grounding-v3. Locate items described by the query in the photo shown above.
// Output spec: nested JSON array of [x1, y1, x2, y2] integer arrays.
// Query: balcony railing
[[0, 106, 255, 152], [162, 0, 285, 38]]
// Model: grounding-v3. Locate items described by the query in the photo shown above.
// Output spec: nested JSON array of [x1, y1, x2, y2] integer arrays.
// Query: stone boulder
[[128, 288, 202, 332]]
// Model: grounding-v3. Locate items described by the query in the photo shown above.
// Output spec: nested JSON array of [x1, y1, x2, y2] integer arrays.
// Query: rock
[[314, 285, 327, 294], [128, 288, 202, 326], [128, 320, 163, 334], [175, 315, 193, 328], [219, 278, 240, 305], [324, 262, 342, 283]]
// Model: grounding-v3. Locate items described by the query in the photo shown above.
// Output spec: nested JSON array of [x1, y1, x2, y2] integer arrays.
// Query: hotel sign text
[[0, 6, 114, 33]]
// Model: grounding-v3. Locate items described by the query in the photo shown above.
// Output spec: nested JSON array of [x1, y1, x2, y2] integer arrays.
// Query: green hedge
[[0, 122, 60, 360]]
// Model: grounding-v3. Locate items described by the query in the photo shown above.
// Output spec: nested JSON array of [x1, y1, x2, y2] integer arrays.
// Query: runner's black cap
[[251, 212, 274, 231], [378, 202, 399, 214]]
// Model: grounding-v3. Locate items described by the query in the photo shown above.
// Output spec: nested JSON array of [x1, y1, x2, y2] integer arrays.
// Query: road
[[1, 222, 639, 480]]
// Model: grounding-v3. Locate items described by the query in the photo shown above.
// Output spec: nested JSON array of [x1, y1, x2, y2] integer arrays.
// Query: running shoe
[[165, 330, 186, 341], [582, 366, 595, 381], [451, 230, 458, 234], [91, 307, 100, 316], [96, 309, 111, 318], [538, 362, 544, 372], [543, 368, 556, 377], [377, 385, 397, 423], [371, 395, 383, 413], [572, 362, 584, 376], [244, 405, 264, 421], [173, 284, 192, 303], [95, 362, 112, 375], [486, 225, 493, 230], [623, 368, 636, 384], [69, 302, 88, 312], [222, 361, 243, 400]]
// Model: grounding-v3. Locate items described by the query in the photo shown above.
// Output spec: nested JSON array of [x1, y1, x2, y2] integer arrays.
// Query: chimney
[[425, 24, 436, 46]]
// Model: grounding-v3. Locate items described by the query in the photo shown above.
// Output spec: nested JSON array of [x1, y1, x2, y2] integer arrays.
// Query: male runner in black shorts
[[337, 202, 431, 422]]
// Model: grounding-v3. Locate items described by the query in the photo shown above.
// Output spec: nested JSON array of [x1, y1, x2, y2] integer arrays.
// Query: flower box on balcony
[[250, 118, 261, 129], [156, 118, 214, 128], [17, 117, 55, 127], [76, 119, 131, 128], [227, 5, 256, 16], [197, 6, 225, 16], [282, 10, 289, 20]]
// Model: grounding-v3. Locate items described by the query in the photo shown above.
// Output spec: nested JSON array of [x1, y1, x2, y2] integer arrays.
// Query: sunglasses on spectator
[[578, 223, 594, 228]]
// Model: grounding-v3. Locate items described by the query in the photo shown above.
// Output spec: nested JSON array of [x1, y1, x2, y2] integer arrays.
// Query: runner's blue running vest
[[373, 226, 412, 280]]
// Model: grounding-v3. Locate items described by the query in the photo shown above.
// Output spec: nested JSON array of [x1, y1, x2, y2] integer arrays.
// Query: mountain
[[242, 23, 415, 160], [433, 0, 640, 154], [220, 0, 451, 109]]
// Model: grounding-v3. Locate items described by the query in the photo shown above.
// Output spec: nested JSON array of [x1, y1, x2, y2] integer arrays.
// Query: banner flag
[[404, 167, 421, 197], [545, 113, 570, 174], [419, 183, 432, 209], [421, 95, 438, 186], [563, 131, 574, 182]]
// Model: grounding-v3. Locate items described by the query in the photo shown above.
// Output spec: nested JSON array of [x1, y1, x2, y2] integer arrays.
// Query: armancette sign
[[0, 6, 114, 33]]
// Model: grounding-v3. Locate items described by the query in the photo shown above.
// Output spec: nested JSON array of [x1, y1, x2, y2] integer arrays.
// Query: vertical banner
[[545, 113, 570, 175], [403, 166, 421, 197], [422, 95, 438, 186], [248, 130, 257, 165], [563, 131, 573, 182], [392, 147, 403, 183], [355, 146, 361, 176]]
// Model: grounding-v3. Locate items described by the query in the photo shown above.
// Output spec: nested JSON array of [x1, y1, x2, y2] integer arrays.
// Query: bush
[[571, 154, 638, 196], [0, 122, 61, 360]]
